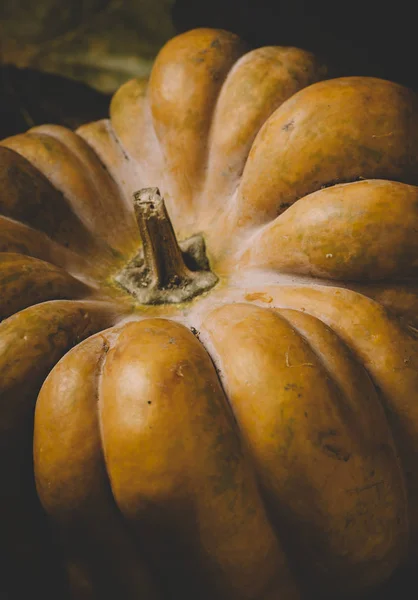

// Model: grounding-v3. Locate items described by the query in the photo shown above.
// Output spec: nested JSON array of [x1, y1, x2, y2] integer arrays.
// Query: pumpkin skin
[[2, 26, 418, 600]]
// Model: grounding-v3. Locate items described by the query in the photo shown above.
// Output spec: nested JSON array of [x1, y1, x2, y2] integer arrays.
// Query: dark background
[[173, 0, 415, 89]]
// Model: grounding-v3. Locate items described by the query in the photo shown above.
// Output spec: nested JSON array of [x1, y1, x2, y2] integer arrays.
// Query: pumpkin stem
[[114, 187, 218, 304]]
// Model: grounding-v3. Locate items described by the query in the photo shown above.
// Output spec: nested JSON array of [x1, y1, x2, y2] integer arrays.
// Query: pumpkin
[[2, 26, 418, 600]]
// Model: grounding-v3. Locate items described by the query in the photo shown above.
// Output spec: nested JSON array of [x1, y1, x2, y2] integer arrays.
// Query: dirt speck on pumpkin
[[282, 119, 295, 132]]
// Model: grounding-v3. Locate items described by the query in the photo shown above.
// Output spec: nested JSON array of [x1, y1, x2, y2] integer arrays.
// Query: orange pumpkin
[[2, 27, 418, 600]]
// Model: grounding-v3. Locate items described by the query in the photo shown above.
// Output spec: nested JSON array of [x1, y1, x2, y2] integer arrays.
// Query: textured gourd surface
[[2, 27, 418, 600]]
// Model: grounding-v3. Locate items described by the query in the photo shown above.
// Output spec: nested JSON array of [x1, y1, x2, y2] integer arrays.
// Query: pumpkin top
[[3, 28, 418, 305]]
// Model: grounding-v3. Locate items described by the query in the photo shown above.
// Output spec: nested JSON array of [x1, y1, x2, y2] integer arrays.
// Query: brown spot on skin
[[245, 292, 273, 303], [323, 444, 352, 462]]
